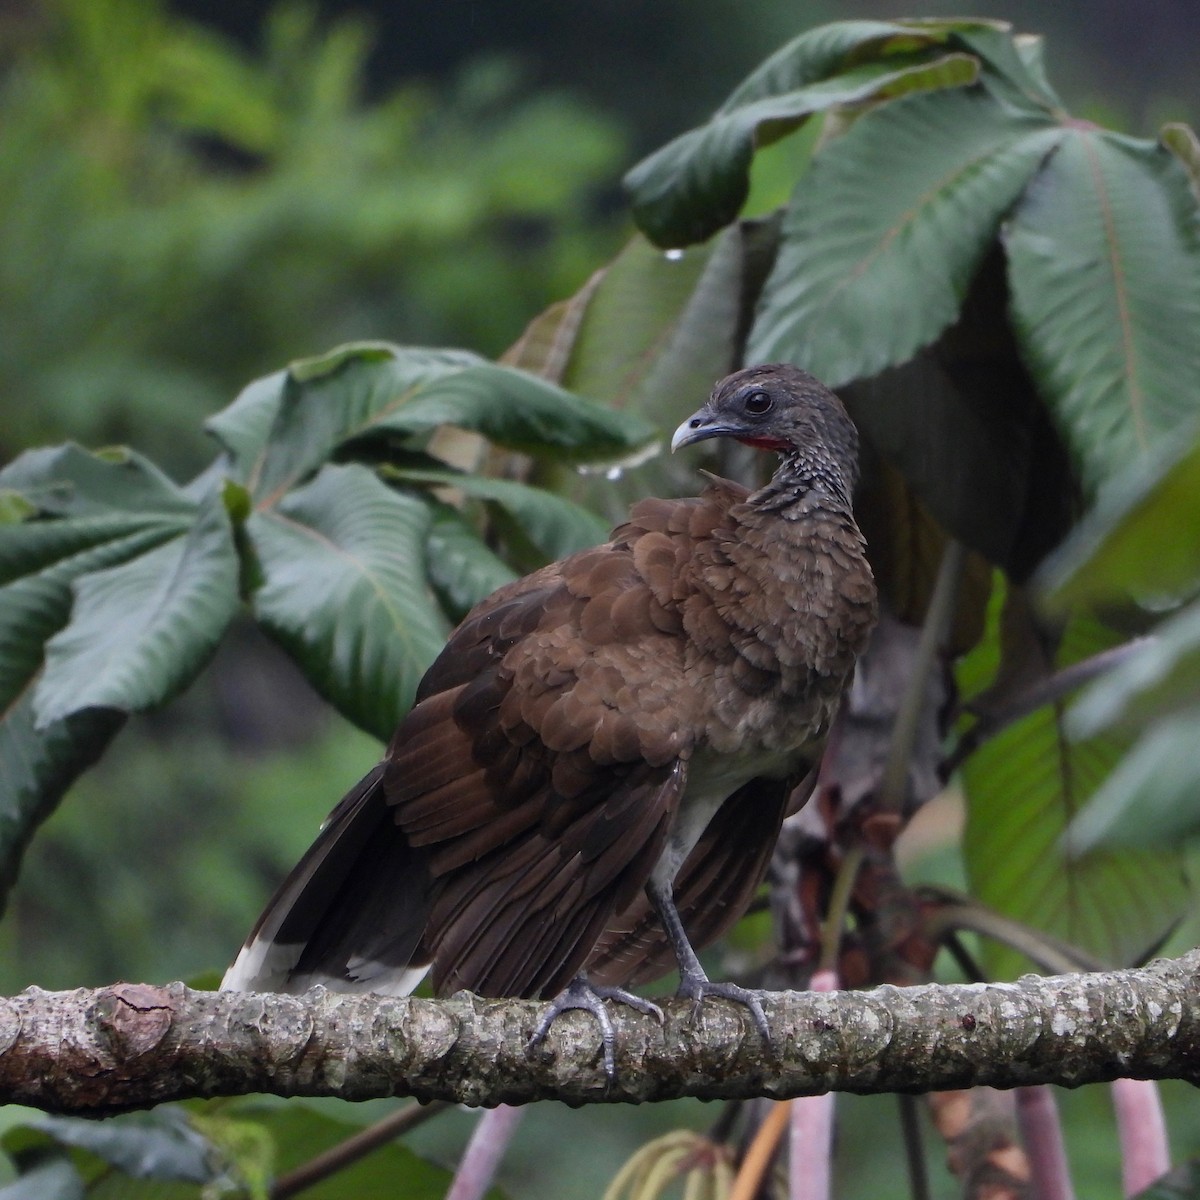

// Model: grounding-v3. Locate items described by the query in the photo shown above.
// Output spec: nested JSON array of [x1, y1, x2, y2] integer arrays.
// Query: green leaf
[[1039, 421, 1200, 608], [204, 369, 288, 478], [0, 445, 195, 521], [424, 503, 517, 620], [1064, 708, 1200, 852], [0, 1157, 83, 1200], [511, 222, 784, 520], [247, 464, 449, 740], [233, 1101, 476, 1200], [34, 494, 240, 726], [1070, 602, 1200, 738], [749, 85, 1061, 385], [21, 1112, 216, 1183], [1005, 131, 1200, 493], [0, 520, 187, 910], [384, 466, 609, 561], [625, 48, 979, 247], [207, 343, 656, 502], [960, 612, 1190, 977]]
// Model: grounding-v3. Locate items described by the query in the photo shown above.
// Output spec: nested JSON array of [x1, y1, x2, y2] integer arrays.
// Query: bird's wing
[[384, 492, 747, 999]]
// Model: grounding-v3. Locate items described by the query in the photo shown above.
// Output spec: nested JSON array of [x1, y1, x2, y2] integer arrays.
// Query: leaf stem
[[270, 1099, 450, 1199]]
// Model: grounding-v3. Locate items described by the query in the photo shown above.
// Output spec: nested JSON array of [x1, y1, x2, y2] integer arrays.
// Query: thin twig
[[271, 1100, 450, 1199], [817, 844, 866, 975], [898, 1095, 931, 1200], [920, 894, 1105, 976]]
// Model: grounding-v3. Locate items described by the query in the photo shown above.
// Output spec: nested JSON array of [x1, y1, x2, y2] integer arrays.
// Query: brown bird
[[223, 364, 877, 1066]]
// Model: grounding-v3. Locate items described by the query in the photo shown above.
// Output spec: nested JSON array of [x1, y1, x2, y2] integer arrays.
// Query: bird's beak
[[671, 406, 735, 452]]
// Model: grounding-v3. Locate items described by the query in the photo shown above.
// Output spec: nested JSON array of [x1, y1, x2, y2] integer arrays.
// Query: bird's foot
[[676, 969, 773, 1050], [527, 977, 664, 1082]]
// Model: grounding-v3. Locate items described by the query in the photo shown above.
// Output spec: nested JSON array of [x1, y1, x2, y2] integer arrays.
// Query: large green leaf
[[627, 54, 978, 248], [0, 444, 196, 522], [0, 448, 203, 908], [959, 607, 1189, 977], [1062, 601, 1200, 851], [1063, 708, 1200, 853], [384, 465, 609, 562], [247, 464, 449, 740], [1040, 420, 1200, 610], [207, 343, 656, 503], [749, 84, 1061, 385], [424, 503, 517, 620], [624, 18, 1013, 246], [18, 1112, 216, 1183], [842, 244, 1075, 583], [34, 494, 240, 726], [1005, 131, 1200, 493]]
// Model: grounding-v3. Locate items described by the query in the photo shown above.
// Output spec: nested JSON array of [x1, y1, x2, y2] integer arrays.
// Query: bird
[[223, 363, 878, 1068]]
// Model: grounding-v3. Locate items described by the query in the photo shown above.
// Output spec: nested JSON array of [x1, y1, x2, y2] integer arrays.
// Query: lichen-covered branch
[[2, 953, 1199, 1114]]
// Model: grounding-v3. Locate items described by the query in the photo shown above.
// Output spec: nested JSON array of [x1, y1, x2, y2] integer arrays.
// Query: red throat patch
[[736, 435, 791, 452]]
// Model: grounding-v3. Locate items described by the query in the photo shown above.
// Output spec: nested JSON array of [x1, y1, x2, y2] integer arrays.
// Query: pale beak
[[671, 406, 735, 452]]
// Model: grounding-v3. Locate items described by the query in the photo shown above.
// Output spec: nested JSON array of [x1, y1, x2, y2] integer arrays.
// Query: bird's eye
[[743, 390, 773, 415]]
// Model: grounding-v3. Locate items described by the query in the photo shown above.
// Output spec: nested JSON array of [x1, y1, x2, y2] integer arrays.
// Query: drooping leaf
[[1039, 420, 1200, 609], [1063, 708, 1200, 853], [1005, 131, 1200, 493], [0, 451, 198, 908], [959, 605, 1190, 977], [628, 54, 978, 248], [21, 1111, 216, 1183], [844, 243, 1078, 585], [424, 503, 517, 619], [0, 1157, 83, 1200], [384, 465, 609, 562], [750, 84, 1062, 385], [624, 18, 1006, 246], [1061, 599, 1200, 852], [1070, 602, 1200, 739], [247, 464, 449, 739], [34, 494, 240, 726], [0, 444, 196, 522], [206, 343, 656, 503]]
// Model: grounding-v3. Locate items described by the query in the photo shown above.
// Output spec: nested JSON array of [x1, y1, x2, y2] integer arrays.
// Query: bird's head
[[671, 364, 860, 499]]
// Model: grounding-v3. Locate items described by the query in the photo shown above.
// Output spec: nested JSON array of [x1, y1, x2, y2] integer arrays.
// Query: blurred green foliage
[[0, 0, 625, 475]]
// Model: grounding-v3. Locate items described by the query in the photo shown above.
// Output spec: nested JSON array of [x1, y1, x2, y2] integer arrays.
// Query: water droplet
[[664, 248, 684, 261]]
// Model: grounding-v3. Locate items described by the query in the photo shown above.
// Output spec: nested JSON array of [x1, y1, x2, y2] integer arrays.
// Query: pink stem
[[1016, 1086, 1075, 1200], [789, 969, 838, 1200], [445, 1104, 526, 1200], [1111, 1078, 1170, 1197]]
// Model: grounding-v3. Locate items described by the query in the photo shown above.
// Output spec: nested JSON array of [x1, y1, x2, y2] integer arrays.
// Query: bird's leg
[[526, 977, 664, 1081], [645, 877, 773, 1046]]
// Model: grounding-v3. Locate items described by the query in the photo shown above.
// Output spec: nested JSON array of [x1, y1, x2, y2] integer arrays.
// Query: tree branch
[[3, 954, 1199, 1115]]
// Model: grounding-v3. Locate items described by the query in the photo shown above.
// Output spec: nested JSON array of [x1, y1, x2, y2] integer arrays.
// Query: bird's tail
[[221, 763, 433, 996]]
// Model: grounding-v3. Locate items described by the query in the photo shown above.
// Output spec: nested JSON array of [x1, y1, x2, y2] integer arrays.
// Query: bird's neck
[[753, 450, 852, 515]]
